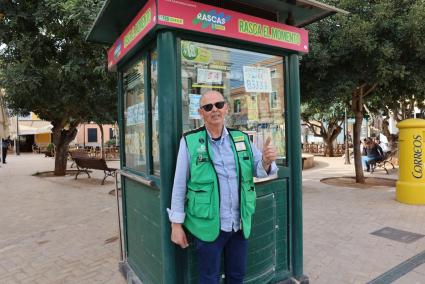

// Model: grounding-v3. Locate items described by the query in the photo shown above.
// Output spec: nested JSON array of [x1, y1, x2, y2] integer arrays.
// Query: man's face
[[199, 91, 228, 128]]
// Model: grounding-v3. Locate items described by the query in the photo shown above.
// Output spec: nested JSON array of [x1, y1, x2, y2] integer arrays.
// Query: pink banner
[[108, 0, 309, 69], [157, 0, 308, 53], [107, 0, 157, 70]]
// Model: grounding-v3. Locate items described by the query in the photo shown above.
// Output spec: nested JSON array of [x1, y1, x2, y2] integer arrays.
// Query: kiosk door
[[121, 53, 164, 284]]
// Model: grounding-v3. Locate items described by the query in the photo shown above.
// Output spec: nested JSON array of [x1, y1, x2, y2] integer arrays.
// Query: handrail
[[118, 170, 156, 187], [254, 173, 278, 184]]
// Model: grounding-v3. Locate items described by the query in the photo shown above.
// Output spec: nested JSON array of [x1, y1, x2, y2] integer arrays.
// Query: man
[[1, 136, 11, 164], [362, 137, 384, 172], [374, 137, 388, 153], [167, 90, 278, 283]]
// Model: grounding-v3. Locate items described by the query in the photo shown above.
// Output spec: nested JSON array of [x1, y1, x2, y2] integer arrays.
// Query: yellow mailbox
[[396, 118, 425, 204]]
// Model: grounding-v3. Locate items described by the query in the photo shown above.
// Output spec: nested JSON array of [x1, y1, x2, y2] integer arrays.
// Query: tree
[[301, 0, 425, 183], [370, 0, 425, 146], [300, 16, 353, 158], [301, 101, 344, 157], [0, 0, 117, 175]]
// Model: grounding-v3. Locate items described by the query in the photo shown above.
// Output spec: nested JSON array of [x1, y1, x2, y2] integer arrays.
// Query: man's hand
[[262, 137, 277, 172], [171, 223, 189, 249]]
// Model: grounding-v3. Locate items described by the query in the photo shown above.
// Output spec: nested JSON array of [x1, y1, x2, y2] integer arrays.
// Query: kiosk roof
[[87, 0, 347, 44]]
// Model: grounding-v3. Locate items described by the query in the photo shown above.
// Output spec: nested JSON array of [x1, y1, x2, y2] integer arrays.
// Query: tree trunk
[[52, 123, 78, 176], [382, 119, 391, 142], [324, 139, 335, 157], [352, 88, 365, 183], [306, 121, 342, 157], [322, 123, 342, 157]]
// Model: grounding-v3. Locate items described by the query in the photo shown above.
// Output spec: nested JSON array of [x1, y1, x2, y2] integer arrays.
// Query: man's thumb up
[[264, 137, 271, 148], [262, 137, 277, 171]]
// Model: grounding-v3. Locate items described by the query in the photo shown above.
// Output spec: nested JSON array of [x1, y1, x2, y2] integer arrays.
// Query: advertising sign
[[107, 0, 156, 70], [181, 41, 212, 63], [243, 66, 273, 93], [108, 0, 309, 69], [197, 68, 222, 84], [157, 0, 308, 53], [126, 103, 145, 126], [189, 94, 201, 119]]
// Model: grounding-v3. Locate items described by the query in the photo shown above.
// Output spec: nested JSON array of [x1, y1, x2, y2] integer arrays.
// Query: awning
[[8, 120, 53, 136], [17, 124, 38, 135]]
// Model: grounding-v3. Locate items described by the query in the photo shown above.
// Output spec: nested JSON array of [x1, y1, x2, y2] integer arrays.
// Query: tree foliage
[[301, 0, 425, 182], [0, 0, 116, 175]]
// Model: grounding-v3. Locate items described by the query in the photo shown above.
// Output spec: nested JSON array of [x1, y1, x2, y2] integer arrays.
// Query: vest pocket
[[242, 183, 256, 216], [187, 183, 214, 219]]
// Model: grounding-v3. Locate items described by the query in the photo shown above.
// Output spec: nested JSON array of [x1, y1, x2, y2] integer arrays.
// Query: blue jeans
[[362, 156, 380, 170], [194, 230, 247, 284]]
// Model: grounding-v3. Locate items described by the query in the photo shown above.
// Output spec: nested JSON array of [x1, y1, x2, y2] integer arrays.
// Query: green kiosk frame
[[88, 1, 344, 283]]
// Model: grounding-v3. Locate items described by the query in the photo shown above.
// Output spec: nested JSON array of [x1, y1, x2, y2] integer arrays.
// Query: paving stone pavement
[[1, 153, 425, 284], [303, 156, 425, 284], [0, 153, 125, 284]]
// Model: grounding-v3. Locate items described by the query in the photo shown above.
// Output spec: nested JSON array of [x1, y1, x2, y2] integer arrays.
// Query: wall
[[74, 123, 117, 147], [35, 133, 51, 145]]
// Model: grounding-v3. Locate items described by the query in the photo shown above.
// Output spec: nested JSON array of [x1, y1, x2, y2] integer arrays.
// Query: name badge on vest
[[235, 141, 246, 152], [233, 135, 245, 142]]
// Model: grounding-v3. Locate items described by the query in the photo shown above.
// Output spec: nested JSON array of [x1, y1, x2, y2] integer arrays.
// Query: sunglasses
[[201, 101, 226, 112]]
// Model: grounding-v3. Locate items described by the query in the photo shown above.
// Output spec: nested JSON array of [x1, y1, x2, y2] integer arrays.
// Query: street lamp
[[83, 123, 86, 148], [16, 115, 20, 155]]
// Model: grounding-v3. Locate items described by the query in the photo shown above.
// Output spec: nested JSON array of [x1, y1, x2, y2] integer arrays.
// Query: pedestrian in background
[[374, 137, 388, 153], [2, 136, 11, 164], [362, 137, 384, 172]]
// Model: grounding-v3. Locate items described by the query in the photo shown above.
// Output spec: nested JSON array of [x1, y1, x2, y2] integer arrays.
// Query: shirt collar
[[205, 126, 228, 144]]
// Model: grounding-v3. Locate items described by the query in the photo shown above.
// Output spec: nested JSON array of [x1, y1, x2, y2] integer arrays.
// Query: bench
[[70, 149, 90, 159], [69, 149, 90, 168], [70, 150, 117, 184], [370, 151, 396, 174]]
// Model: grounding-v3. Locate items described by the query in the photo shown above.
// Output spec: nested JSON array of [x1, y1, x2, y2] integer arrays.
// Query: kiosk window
[[181, 40, 286, 163], [124, 59, 146, 171], [151, 50, 160, 174]]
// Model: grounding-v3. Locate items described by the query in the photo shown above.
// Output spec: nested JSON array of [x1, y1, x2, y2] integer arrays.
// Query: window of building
[[270, 91, 278, 109], [87, 128, 98, 143], [234, 99, 241, 113]]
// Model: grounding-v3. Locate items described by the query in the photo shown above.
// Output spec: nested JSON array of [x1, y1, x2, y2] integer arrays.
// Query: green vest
[[183, 126, 256, 241]]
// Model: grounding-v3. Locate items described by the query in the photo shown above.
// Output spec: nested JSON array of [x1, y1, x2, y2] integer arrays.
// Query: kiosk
[[88, 1, 345, 283]]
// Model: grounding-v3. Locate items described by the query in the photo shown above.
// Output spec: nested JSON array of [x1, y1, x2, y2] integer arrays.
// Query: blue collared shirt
[[167, 127, 278, 232]]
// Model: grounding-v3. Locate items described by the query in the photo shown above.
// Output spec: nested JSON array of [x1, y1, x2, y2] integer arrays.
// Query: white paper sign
[[243, 66, 273, 93], [126, 103, 145, 126], [197, 68, 222, 84], [189, 94, 201, 119]]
